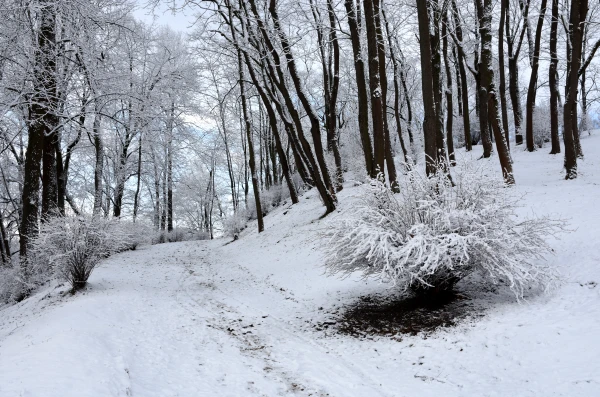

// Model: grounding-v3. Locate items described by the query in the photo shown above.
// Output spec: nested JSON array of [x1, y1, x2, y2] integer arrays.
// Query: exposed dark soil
[[315, 291, 482, 338]]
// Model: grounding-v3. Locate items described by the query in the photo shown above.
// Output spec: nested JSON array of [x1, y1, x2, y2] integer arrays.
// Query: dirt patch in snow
[[316, 292, 482, 338]]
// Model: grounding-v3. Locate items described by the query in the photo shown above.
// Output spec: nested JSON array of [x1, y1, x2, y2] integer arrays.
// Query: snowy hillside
[[1, 136, 600, 397]]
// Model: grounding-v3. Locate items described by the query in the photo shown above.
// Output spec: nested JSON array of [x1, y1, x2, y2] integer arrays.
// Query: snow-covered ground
[[1, 135, 600, 397]]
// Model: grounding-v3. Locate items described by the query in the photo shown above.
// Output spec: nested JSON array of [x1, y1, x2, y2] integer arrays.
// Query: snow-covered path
[[2, 135, 600, 397]]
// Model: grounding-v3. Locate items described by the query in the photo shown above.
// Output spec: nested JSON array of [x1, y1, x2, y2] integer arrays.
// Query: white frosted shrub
[[222, 209, 249, 239], [324, 163, 563, 298], [29, 216, 134, 292]]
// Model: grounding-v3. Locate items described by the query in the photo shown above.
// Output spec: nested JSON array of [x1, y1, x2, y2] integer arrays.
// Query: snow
[[2, 134, 600, 396]]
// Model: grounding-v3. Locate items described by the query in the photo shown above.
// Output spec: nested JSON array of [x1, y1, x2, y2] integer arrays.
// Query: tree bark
[[268, 0, 336, 209], [344, 0, 374, 176], [229, 0, 264, 232], [416, 0, 438, 176], [363, 0, 385, 178], [525, 0, 548, 152], [563, 0, 588, 179], [374, 0, 399, 191], [451, 0, 472, 151], [475, 0, 493, 158], [167, 103, 174, 232], [506, 1, 529, 145], [0, 210, 10, 266], [549, 0, 561, 154], [478, 0, 515, 184], [442, 13, 456, 166], [382, 9, 408, 164], [499, 0, 511, 148], [20, 0, 58, 258], [92, 111, 104, 216]]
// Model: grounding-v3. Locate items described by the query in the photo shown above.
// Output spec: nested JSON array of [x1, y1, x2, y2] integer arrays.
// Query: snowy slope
[[1, 135, 600, 397]]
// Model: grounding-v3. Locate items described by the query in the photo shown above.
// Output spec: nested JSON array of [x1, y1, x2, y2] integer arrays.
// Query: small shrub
[[152, 228, 210, 244], [222, 209, 249, 239], [247, 185, 291, 220], [29, 216, 132, 292], [324, 162, 564, 298], [116, 221, 152, 251], [0, 265, 22, 303]]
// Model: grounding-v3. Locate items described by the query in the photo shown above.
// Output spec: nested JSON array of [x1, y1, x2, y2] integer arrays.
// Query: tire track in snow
[[176, 244, 394, 397]]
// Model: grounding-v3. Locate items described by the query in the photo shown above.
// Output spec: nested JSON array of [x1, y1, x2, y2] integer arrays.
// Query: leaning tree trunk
[[267, 0, 336, 212], [237, 18, 299, 206], [229, 1, 264, 232]]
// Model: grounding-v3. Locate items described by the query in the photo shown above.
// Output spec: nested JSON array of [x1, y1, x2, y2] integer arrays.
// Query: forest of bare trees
[[1, 0, 599, 271]]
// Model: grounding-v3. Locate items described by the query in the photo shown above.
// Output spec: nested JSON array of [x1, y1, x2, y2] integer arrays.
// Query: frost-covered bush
[[532, 106, 551, 148], [324, 163, 563, 298], [0, 265, 22, 303], [116, 221, 153, 251], [247, 184, 291, 220], [222, 209, 249, 239], [152, 228, 210, 244], [28, 216, 134, 292]]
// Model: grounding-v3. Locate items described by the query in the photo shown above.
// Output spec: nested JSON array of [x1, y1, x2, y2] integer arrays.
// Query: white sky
[[133, 2, 196, 32]]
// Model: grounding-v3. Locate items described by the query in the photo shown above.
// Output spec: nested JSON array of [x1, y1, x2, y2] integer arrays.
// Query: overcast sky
[[133, 2, 196, 32]]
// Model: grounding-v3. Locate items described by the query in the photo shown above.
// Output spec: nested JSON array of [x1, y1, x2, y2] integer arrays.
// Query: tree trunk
[[432, 3, 448, 164], [382, 9, 408, 164], [229, 1, 264, 232], [549, 0, 561, 154], [237, 12, 300, 206], [478, 0, 515, 184], [344, 0, 374, 176], [167, 104, 174, 232], [416, 0, 438, 176], [452, 0, 472, 151], [268, 0, 336, 209], [325, 0, 344, 190], [92, 112, 104, 216], [563, 0, 588, 180], [374, 0, 399, 191], [475, 0, 493, 158], [507, 0, 529, 145], [20, 0, 57, 259], [132, 133, 143, 222], [499, 0, 511, 148], [442, 13, 456, 166], [0, 210, 10, 266], [525, 0, 548, 152], [41, 125, 58, 218], [363, 0, 385, 178], [249, 0, 335, 213]]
